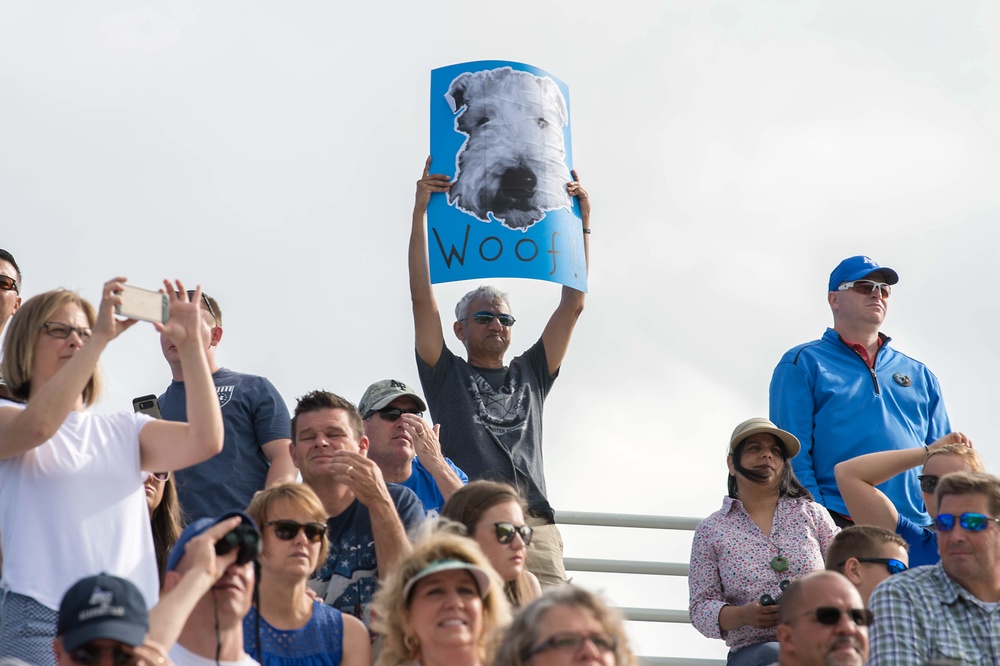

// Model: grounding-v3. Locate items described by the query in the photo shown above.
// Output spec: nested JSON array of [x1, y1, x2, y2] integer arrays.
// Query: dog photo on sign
[[445, 66, 573, 231]]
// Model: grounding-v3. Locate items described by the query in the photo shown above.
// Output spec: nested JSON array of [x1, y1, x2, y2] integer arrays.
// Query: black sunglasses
[[935, 512, 1000, 532], [0, 274, 18, 293], [918, 474, 939, 494], [838, 557, 907, 575], [186, 290, 218, 325], [70, 644, 134, 666], [494, 521, 533, 546], [267, 519, 327, 543], [369, 407, 423, 422], [792, 606, 875, 627], [42, 321, 93, 340], [461, 311, 516, 327]]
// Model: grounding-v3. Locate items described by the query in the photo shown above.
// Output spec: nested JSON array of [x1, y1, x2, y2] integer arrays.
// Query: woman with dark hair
[[0, 280, 223, 666], [145, 470, 183, 586], [441, 480, 542, 608], [688, 418, 837, 666]]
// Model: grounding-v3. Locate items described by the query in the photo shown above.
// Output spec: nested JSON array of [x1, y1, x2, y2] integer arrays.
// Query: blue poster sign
[[428, 60, 587, 292]]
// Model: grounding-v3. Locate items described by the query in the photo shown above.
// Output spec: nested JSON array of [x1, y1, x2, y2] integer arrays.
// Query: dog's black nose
[[499, 166, 537, 200]]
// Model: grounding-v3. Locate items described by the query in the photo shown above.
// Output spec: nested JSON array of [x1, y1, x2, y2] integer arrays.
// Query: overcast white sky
[[3, 2, 999, 660]]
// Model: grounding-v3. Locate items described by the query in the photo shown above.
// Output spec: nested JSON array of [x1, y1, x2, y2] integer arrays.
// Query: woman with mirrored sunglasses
[[689, 418, 837, 666], [835, 432, 981, 566], [244, 483, 370, 666], [0, 281, 224, 666], [441, 480, 542, 608], [493, 585, 636, 666]]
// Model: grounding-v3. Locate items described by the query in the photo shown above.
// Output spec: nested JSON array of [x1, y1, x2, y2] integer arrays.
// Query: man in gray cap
[[359, 379, 467, 516], [770, 255, 954, 528], [54, 573, 157, 666]]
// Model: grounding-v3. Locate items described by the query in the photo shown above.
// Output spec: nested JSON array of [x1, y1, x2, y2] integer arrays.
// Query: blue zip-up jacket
[[769, 328, 951, 526]]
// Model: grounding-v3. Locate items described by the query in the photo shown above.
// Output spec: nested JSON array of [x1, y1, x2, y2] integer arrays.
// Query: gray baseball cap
[[358, 379, 427, 419]]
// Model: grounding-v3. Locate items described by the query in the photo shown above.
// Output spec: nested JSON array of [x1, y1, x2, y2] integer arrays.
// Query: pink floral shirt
[[688, 495, 838, 651]]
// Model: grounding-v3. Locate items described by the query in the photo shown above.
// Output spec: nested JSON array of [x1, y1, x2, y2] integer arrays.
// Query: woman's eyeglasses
[[523, 632, 617, 660], [142, 471, 170, 482], [935, 512, 1000, 532], [267, 519, 327, 542], [494, 521, 533, 546], [42, 322, 92, 340]]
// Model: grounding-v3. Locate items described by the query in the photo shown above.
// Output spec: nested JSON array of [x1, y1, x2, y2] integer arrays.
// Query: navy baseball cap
[[167, 510, 258, 572], [57, 573, 148, 652], [828, 256, 899, 292]]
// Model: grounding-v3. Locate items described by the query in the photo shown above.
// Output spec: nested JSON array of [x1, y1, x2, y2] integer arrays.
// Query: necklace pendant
[[770, 555, 789, 573]]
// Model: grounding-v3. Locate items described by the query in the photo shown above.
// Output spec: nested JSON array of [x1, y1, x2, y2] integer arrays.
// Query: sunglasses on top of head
[[185, 290, 218, 325], [935, 512, 1000, 532], [461, 311, 516, 327], [267, 519, 327, 543], [837, 280, 891, 298]]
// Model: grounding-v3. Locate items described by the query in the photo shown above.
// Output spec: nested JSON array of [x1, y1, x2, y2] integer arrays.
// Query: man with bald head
[[773, 571, 870, 666], [770, 255, 953, 528]]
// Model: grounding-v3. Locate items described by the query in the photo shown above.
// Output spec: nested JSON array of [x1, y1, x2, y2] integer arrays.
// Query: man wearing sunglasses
[[824, 525, 909, 605], [359, 379, 467, 516], [409, 161, 591, 587], [774, 571, 870, 666], [869, 471, 1000, 665], [770, 255, 953, 529], [158, 291, 297, 524]]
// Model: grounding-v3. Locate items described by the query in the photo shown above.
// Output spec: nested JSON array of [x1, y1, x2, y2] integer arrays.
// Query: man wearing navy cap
[[770, 256, 954, 528], [54, 574, 150, 666]]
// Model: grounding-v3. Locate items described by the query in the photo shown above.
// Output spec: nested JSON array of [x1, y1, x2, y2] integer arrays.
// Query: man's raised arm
[[410, 157, 449, 368], [541, 171, 590, 376]]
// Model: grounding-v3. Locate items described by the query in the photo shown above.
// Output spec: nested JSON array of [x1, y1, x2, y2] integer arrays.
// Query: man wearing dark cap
[[54, 573, 154, 666], [359, 379, 467, 516], [770, 255, 954, 528], [163, 512, 260, 666]]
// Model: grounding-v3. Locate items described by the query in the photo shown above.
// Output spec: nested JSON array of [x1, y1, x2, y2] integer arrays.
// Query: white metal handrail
[[557, 510, 725, 666]]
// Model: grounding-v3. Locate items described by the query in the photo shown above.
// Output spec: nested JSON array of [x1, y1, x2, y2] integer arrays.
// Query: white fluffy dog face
[[446, 67, 573, 231]]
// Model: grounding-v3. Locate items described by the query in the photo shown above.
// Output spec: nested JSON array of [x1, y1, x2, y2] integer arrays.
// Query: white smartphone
[[115, 285, 169, 324]]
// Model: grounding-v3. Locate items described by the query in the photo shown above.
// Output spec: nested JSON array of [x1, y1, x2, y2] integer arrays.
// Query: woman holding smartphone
[[0, 278, 223, 666]]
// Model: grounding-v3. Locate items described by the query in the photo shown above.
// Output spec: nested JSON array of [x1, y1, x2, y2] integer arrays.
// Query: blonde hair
[[372, 522, 511, 666], [926, 444, 985, 473], [246, 482, 330, 570], [0, 289, 101, 405]]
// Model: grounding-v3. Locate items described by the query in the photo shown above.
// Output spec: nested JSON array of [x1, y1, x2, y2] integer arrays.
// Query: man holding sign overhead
[[408, 157, 590, 586]]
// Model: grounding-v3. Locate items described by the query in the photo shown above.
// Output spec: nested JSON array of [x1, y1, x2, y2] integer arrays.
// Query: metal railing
[[558, 510, 725, 666]]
